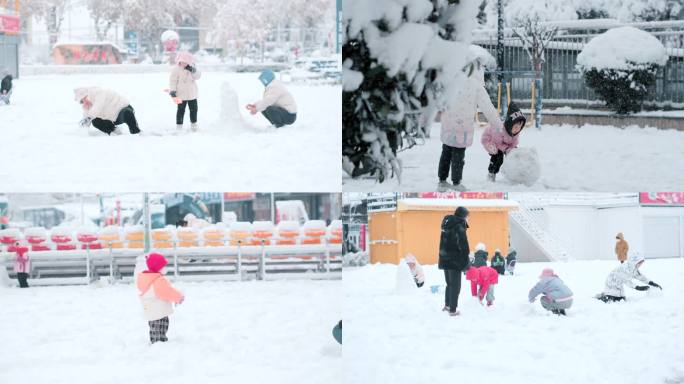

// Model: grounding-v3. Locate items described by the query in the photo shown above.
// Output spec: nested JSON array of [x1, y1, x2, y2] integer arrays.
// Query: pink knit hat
[[145, 253, 168, 273], [539, 268, 556, 278], [176, 51, 195, 65]]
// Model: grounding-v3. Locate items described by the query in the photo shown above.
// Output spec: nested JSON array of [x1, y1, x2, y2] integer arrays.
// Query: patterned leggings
[[148, 316, 169, 343]]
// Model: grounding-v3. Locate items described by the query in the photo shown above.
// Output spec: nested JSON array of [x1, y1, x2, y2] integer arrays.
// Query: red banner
[[0, 14, 20, 34], [418, 192, 506, 199], [639, 192, 684, 205], [223, 192, 256, 201]]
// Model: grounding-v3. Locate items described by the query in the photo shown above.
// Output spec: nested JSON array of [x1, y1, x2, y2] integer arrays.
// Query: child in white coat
[[170, 51, 202, 131]]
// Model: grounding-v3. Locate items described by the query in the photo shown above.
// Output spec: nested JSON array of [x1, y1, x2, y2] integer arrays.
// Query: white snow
[[469, 44, 496, 69], [501, 147, 541, 187], [344, 259, 684, 384], [0, 72, 340, 191], [505, 0, 578, 25], [577, 26, 668, 71], [0, 279, 341, 384], [343, 123, 684, 191]]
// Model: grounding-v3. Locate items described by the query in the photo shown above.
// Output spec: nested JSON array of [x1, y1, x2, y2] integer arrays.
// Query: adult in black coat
[[438, 206, 470, 315], [0, 71, 12, 105]]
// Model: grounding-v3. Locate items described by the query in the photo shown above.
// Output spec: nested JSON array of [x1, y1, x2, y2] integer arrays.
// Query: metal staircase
[[509, 200, 572, 262]]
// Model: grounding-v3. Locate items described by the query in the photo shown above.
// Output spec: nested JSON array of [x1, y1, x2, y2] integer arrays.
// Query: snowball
[[501, 147, 541, 187], [577, 26, 668, 71]]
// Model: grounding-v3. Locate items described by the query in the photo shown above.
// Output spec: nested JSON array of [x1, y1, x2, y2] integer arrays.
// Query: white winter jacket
[[440, 71, 501, 148], [169, 65, 202, 101], [82, 87, 130, 122], [254, 80, 297, 114], [602, 260, 650, 297]]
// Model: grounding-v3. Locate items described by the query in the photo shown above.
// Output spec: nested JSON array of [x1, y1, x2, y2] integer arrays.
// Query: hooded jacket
[[440, 69, 502, 148], [481, 103, 525, 154], [169, 63, 202, 101], [465, 265, 499, 300], [75, 87, 130, 122], [404, 254, 425, 286], [490, 251, 506, 275], [473, 249, 488, 267], [529, 275, 573, 302], [1, 74, 12, 93], [136, 272, 184, 321], [615, 233, 629, 262], [438, 207, 470, 271], [602, 258, 649, 297], [254, 79, 297, 114]]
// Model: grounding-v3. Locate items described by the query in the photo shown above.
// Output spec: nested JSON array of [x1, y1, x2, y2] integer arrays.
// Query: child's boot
[[488, 173, 496, 182], [191, 123, 199, 132], [487, 300, 493, 307], [437, 181, 450, 192], [176, 124, 183, 131], [559, 309, 566, 316]]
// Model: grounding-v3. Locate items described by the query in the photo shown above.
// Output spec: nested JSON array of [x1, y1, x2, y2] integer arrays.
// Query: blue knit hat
[[258, 69, 275, 86]]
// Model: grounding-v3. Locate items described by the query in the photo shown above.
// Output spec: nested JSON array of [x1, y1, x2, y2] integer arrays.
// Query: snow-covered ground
[[0, 72, 341, 192], [343, 123, 684, 191], [0, 279, 341, 384], [344, 259, 684, 384]]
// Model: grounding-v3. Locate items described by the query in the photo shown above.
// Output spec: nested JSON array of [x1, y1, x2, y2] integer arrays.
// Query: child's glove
[[79, 117, 92, 128], [169, 90, 177, 98], [635, 285, 650, 291], [185, 65, 196, 73], [648, 281, 662, 290]]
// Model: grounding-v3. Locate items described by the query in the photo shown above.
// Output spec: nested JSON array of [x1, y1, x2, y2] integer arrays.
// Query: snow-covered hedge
[[577, 26, 668, 114], [343, 252, 369, 267]]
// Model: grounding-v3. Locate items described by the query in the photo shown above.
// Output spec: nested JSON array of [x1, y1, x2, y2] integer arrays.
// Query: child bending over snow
[[465, 265, 498, 306], [596, 256, 662, 303]]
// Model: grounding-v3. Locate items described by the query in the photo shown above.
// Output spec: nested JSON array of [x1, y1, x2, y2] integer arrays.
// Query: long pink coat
[[13, 246, 30, 274], [481, 124, 519, 154]]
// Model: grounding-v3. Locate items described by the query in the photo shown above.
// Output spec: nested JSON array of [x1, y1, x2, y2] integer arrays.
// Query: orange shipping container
[[369, 198, 518, 265]]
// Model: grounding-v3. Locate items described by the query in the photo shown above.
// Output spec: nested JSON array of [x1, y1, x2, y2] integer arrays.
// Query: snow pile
[[0, 280, 341, 383], [220, 81, 257, 131], [343, 252, 369, 267], [343, 123, 684, 191], [501, 147, 541, 187], [394, 258, 416, 293], [345, 259, 684, 384], [577, 26, 668, 71], [469, 44, 496, 69], [0, 72, 340, 191]]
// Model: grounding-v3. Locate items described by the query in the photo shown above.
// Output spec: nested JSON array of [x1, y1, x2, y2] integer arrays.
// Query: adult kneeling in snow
[[246, 69, 297, 128], [596, 256, 662, 303], [529, 268, 573, 315], [74, 87, 141, 135]]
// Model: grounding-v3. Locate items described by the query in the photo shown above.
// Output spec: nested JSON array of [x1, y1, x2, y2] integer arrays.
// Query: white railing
[[0, 242, 342, 286]]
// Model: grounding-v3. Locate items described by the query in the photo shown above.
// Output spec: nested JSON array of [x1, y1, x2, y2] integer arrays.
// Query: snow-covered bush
[[343, 0, 480, 183], [577, 26, 668, 114], [343, 252, 369, 267]]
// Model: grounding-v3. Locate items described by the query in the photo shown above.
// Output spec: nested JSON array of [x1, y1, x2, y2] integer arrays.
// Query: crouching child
[[529, 268, 573, 315], [405, 254, 425, 288]]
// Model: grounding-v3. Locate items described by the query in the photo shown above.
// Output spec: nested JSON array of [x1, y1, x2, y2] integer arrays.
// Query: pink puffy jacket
[[466, 266, 499, 301], [481, 124, 519, 154], [13, 246, 30, 274]]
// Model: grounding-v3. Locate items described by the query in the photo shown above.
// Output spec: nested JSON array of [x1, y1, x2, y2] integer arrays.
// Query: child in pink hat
[[136, 253, 184, 343], [528, 268, 573, 316]]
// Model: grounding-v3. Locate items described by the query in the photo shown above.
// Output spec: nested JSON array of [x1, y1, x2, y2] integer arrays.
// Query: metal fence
[[474, 20, 684, 109]]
